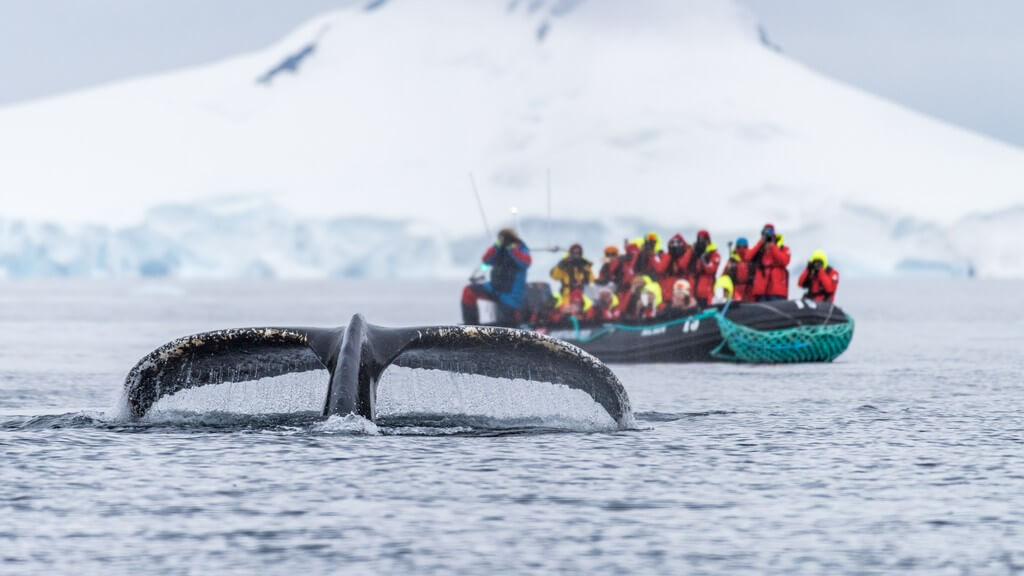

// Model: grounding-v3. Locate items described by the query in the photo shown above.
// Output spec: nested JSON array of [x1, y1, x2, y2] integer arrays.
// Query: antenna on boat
[[468, 173, 493, 283], [546, 169, 552, 248], [532, 169, 561, 253], [469, 172, 492, 239]]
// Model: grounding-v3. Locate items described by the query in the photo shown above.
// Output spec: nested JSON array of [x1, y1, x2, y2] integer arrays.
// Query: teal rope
[[568, 308, 719, 344]]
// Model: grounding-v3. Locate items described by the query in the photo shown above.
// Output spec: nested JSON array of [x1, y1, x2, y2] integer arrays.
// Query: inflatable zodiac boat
[[518, 298, 854, 364]]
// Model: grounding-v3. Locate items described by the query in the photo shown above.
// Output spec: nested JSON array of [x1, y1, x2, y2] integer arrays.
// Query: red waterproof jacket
[[798, 266, 840, 302], [631, 248, 661, 279], [594, 298, 621, 321], [596, 258, 632, 289], [653, 249, 692, 302], [747, 240, 791, 299], [725, 248, 755, 302], [693, 248, 720, 306], [616, 290, 662, 320]]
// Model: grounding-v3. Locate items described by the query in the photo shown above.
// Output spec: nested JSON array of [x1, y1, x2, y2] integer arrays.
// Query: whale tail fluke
[[124, 315, 633, 428], [328, 315, 633, 427], [122, 326, 338, 419]]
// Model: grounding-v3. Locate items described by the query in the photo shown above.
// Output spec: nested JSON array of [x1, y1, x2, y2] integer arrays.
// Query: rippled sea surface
[[2, 279, 1023, 575]]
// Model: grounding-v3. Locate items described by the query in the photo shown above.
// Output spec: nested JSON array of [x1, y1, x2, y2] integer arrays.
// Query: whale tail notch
[[124, 314, 633, 428]]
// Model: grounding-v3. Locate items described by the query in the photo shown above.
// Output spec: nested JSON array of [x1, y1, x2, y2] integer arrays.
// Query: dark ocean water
[[1, 279, 1023, 574]]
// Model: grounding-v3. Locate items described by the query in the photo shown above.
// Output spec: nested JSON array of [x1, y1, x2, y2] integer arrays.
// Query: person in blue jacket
[[461, 228, 532, 325]]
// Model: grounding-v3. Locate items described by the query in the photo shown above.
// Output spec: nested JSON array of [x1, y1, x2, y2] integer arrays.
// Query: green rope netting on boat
[[710, 313, 855, 363]]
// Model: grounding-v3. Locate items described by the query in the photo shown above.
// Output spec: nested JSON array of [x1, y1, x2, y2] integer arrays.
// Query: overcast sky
[[1, 0, 1021, 148]]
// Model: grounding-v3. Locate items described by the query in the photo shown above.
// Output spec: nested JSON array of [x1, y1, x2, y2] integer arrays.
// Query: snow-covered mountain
[[1, 0, 1022, 278]]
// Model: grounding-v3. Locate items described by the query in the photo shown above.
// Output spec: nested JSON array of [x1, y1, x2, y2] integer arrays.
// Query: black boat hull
[[523, 299, 853, 364]]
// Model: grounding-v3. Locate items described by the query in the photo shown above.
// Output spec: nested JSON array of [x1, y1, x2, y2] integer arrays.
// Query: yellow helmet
[[810, 249, 828, 268], [715, 275, 734, 299]]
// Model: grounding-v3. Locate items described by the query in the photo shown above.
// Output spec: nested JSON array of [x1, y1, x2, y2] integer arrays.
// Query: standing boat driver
[[550, 243, 593, 301], [461, 227, 532, 325], [798, 249, 840, 302], [747, 223, 791, 302]]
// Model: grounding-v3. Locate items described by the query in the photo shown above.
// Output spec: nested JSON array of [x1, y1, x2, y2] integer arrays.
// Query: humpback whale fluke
[[124, 315, 634, 428]]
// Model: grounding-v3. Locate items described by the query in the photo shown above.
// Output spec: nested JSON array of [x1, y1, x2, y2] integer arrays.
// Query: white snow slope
[[1, 0, 1022, 278]]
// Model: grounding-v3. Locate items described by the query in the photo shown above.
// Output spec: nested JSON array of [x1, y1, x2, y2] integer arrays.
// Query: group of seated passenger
[[542, 223, 839, 324], [460, 224, 840, 327]]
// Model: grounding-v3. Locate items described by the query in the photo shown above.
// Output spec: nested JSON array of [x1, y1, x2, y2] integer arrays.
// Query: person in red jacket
[[746, 223, 791, 302], [595, 245, 632, 290], [798, 249, 840, 302], [630, 233, 662, 279], [685, 229, 709, 281], [653, 233, 692, 301], [594, 289, 622, 322], [723, 237, 755, 302], [560, 289, 596, 322], [619, 275, 663, 320], [617, 242, 640, 300], [692, 230, 720, 306]]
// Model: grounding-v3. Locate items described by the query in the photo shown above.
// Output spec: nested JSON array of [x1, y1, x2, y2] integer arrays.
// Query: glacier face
[[0, 195, 1005, 280], [0, 0, 1022, 277]]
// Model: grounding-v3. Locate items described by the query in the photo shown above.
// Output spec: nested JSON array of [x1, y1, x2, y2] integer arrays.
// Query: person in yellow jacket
[[622, 274, 662, 319], [550, 243, 593, 300], [713, 274, 735, 304], [594, 288, 621, 321], [560, 290, 595, 321]]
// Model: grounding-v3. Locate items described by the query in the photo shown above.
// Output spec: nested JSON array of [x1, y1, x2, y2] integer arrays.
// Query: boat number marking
[[680, 319, 700, 333], [641, 326, 667, 337]]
